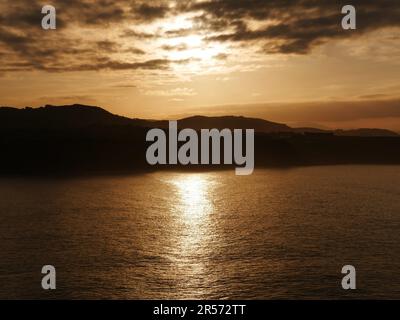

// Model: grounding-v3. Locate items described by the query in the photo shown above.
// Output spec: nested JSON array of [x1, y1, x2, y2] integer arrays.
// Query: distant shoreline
[[1, 105, 400, 176]]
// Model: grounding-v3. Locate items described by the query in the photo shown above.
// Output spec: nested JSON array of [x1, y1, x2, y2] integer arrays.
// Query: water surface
[[0, 166, 399, 299]]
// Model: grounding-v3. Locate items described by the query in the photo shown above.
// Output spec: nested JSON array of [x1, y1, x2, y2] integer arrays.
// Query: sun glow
[[172, 174, 213, 220], [162, 173, 217, 297], [152, 14, 229, 71]]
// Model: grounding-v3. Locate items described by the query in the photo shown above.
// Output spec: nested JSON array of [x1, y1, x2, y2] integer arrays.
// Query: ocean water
[[0, 166, 399, 299]]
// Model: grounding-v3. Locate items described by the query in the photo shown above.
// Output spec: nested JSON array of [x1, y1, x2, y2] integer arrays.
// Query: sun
[[153, 14, 228, 68]]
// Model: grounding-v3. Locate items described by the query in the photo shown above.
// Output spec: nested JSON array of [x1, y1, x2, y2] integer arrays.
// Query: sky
[[0, 0, 399, 130]]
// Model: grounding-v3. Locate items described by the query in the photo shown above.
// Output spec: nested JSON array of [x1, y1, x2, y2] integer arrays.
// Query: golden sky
[[0, 0, 399, 130]]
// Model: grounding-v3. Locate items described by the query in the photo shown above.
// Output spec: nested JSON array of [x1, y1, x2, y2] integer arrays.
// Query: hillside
[[1, 104, 397, 136], [0, 104, 399, 175]]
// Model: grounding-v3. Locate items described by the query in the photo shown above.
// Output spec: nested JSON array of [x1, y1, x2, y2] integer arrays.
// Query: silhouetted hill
[[295, 127, 399, 137], [294, 127, 332, 134], [335, 128, 399, 137], [0, 104, 399, 175], [0, 104, 147, 129], [177, 115, 292, 133], [1, 104, 398, 136], [0, 105, 292, 133]]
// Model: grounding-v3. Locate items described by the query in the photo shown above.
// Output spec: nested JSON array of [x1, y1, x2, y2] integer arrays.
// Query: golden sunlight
[[152, 14, 228, 72], [172, 174, 213, 220]]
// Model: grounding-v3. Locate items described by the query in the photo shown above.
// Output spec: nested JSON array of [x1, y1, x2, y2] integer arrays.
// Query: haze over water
[[1, 165, 399, 299]]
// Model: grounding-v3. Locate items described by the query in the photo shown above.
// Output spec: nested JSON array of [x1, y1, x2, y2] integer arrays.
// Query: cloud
[[189, 0, 400, 54], [0, 0, 399, 74], [144, 87, 197, 97], [47, 59, 172, 72], [0, 0, 174, 73], [96, 40, 119, 51], [112, 84, 137, 88], [214, 53, 228, 60], [132, 3, 170, 21], [123, 47, 146, 55], [197, 98, 400, 123], [164, 28, 193, 37], [161, 43, 189, 51], [120, 29, 157, 39]]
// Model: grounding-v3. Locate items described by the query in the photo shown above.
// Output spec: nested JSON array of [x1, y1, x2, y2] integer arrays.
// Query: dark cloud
[[0, 26, 98, 72], [164, 28, 194, 37], [112, 84, 137, 88], [0, 0, 175, 73], [41, 58, 172, 72], [214, 53, 228, 60], [0, 23, 173, 73], [123, 47, 146, 55], [120, 29, 157, 39], [99, 59, 170, 71], [161, 43, 189, 51], [96, 40, 119, 51], [0, 0, 126, 30], [189, 0, 400, 54], [31, 58, 193, 73], [0, 0, 399, 73], [132, 3, 170, 21]]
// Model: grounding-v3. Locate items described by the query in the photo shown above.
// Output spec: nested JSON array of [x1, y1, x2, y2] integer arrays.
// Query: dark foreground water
[[0, 166, 399, 299]]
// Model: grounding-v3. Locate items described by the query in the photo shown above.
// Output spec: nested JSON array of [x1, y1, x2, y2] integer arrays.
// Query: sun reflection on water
[[172, 174, 214, 221], [166, 173, 217, 298]]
